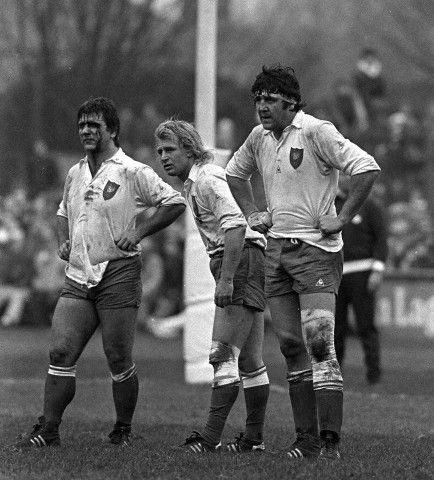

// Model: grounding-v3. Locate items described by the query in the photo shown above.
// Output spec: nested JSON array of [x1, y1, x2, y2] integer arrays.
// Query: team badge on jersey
[[290, 148, 303, 169], [103, 180, 120, 200]]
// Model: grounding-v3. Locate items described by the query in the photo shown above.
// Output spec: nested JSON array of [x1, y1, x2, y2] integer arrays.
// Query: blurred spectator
[[329, 78, 369, 141], [373, 102, 426, 203], [353, 48, 388, 126], [24, 192, 65, 326], [136, 235, 165, 330], [0, 195, 34, 326], [152, 218, 185, 318], [29, 139, 60, 198], [335, 174, 388, 384], [387, 198, 431, 270]]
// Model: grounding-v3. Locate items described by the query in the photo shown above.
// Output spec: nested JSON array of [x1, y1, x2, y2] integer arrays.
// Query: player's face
[[156, 137, 192, 181], [255, 93, 292, 136], [78, 113, 115, 154]]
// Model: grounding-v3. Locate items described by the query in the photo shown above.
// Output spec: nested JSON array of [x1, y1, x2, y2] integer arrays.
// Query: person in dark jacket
[[334, 173, 388, 384]]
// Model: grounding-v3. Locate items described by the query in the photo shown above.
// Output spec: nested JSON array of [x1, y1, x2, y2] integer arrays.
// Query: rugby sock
[[43, 365, 77, 426], [241, 366, 269, 442], [316, 389, 343, 439], [111, 364, 138, 426], [203, 383, 240, 445], [287, 369, 318, 436]]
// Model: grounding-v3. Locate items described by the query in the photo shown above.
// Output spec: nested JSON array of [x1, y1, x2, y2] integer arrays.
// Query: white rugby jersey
[[226, 110, 380, 252], [57, 148, 186, 287], [184, 163, 266, 256]]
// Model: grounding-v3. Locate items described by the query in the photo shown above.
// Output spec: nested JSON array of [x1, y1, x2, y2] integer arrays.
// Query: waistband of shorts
[[209, 239, 264, 259]]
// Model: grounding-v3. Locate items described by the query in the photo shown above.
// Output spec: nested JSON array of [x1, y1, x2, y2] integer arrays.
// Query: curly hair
[[154, 120, 213, 164], [77, 97, 120, 147], [251, 64, 305, 110]]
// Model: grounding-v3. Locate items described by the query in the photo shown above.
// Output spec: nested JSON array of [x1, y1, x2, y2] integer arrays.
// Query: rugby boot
[[180, 431, 221, 453], [319, 431, 341, 460], [227, 432, 265, 453], [108, 424, 132, 446], [12, 420, 60, 449], [287, 432, 321, 459]]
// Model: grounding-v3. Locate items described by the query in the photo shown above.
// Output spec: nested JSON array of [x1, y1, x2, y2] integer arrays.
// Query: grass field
[[0, 325, 433, 480]]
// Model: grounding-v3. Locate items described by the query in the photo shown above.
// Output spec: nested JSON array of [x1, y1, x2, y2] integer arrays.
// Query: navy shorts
[[209, 240, 266, 312], [60, 256, 142, 309], [265, 237, 343, 297]]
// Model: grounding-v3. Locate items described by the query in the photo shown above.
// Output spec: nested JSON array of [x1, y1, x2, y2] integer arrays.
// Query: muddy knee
[[209, 340, 240, 387], [49, 346, 75, 366], [302, 309, 336, 362], [278, 333, 306, 361]]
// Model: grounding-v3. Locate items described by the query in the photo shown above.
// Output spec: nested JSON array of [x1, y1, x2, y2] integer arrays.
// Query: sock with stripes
[[111, 364, 138, 426], [43, 365, 77, 426], [241, 366, 269, 442], [287, 369, 318, 437], [202, 383, 240, 445]]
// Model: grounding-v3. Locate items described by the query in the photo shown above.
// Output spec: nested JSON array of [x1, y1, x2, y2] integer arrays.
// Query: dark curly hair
[[251, 64, 305, 111], [77, 97, 120, 147]]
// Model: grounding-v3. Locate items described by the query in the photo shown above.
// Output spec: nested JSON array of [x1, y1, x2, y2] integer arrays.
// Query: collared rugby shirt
[[184, 163, 265, 257], [57, 148, 185, 287], [226, 110, 380, 252]]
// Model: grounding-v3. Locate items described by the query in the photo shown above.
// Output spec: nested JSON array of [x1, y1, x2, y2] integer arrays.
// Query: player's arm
[[215, 225, 246, 308], [319, 171, 380, 235], [57, 215, 70, 261], [56, 173, 72, 261], [117, 166, 186, 251], [226, 175, 272, 234], [116, 203, 185, 251]]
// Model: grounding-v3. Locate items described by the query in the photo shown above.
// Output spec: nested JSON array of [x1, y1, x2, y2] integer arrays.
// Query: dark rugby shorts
[[209, 240, 265, 312], [265, 237, 343, 297], [60, 256, 142, 309]]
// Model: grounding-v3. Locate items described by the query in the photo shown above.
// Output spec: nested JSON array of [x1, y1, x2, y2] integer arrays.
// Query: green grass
[[0, 327, 433, 479]]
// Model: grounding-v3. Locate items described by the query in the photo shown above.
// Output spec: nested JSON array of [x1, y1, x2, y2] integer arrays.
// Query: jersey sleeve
[[134, 165, 186, 209], [57, 168, 74, 218], [313, 122, 380, 175], [225, 130, 258, 180]]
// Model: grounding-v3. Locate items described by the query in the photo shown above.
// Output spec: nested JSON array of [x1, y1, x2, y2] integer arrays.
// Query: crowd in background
[[1, 48, 433, 328]]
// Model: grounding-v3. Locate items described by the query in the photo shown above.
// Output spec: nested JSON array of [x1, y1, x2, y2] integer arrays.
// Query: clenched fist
[[247, 211, 273, 234]]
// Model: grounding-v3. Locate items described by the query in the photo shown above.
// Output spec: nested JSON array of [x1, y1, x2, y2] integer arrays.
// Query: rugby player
[[226, 65, 380, 459], [155, 120, 270, 453], [13, 97, 186, 449]]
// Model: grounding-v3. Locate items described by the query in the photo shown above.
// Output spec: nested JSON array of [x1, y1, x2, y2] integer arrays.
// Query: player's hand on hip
[[318, 215, 343, 236], [214, 278, 234, 308], [247, 211, 273, 234], [116, 231, 140, 251], [58, 240, 71, 261]]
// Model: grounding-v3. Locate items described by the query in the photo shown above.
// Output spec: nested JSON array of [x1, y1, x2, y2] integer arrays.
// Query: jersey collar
[[264, 110, 304, 137]]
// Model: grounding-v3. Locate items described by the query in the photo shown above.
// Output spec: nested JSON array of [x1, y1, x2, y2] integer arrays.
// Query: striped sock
[[241, 366, 269, 442], [111, 364, 138, 426], [43, 365, 77, 424]]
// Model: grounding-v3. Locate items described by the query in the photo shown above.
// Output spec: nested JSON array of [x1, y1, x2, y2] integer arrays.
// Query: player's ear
[[283, 101, 294, 111]]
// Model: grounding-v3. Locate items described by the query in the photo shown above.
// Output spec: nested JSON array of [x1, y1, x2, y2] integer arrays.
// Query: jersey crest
[[103, 180, 120, 200], [290, 148, 303, 169]]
